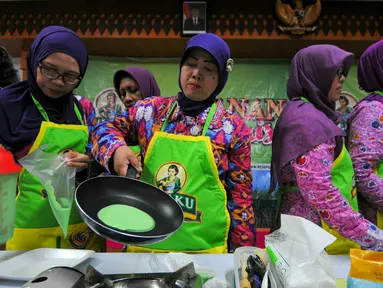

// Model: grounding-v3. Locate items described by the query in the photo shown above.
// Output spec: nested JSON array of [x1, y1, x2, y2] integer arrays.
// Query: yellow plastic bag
[[348, 249, 383, 286]]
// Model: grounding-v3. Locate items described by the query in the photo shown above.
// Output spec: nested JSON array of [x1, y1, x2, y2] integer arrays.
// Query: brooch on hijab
[[226, 58, 234, 72]]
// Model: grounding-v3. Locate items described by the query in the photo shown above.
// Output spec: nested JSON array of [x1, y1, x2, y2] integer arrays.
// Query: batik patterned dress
[[92, 96, 255, 248]]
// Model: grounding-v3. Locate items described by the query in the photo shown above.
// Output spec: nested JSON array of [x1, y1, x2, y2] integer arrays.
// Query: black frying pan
[[75, 167, 184, 245]]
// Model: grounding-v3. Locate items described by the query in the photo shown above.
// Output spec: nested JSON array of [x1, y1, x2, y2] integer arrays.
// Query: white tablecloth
[[0, 251, 351, 287]]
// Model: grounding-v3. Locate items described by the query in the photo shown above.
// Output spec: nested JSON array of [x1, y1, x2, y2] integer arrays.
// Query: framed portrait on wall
[[181, 1, 207, 36]]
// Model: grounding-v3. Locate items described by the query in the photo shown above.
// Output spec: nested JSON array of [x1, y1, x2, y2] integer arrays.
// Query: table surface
[[0, 251, 351, 287]]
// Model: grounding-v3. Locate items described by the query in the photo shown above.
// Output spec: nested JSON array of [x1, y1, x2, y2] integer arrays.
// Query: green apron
[[6, 96, 105, 251], [371, 91, 383, 229], [128, 103, 231, 253], [323, 145, 361, 254]]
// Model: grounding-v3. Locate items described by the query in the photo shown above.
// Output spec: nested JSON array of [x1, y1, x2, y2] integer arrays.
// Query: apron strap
[[31, 94, 84, 125], [73, 102, 85, 125], [31, 95, 50, 122], [161, 102, 178, 132], [161, 101, 217, 136], [202, 103, 216, 136]]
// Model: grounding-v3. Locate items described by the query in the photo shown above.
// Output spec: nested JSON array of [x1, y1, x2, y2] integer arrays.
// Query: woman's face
[[168, 168, 177, 177], [180, 48, 219, 102], [328, 67, 346, 102], [339, 98, 347, 108], [119, 77, 143, 109], [36, 52, 81, 99]]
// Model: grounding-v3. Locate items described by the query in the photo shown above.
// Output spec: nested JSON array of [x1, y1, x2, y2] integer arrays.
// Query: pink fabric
[[347, 100, 383, 224], [255, 228, 270, 249], [280, 138, 383, 250], [107, 240, 124, 250]]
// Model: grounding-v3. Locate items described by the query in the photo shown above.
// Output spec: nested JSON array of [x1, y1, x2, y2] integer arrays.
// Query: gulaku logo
[[170, 192, 203, 223], [155, 162, 202, 223]]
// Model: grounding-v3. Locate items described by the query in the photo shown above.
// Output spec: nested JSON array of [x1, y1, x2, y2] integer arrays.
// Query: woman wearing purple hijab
[[347, 40, 383, 232], [113, 66, 161, 153], [0, 26, 104, 251], [270, 45, 383, 253], [92, 33, 255, 253], [113, 66, 161, 109], [103, 67, 161, 251]]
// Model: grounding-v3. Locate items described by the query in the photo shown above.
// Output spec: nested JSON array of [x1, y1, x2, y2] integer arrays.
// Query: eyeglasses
[[38, 63, 82, 85], [336, 66, 346, 80]]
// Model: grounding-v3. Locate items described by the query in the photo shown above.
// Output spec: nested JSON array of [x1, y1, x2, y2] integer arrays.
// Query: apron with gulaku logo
[[128, 103, 231, 253], [6, 96, 105, 251]]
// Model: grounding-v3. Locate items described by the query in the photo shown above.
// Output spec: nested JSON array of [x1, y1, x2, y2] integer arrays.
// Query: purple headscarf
[[270, 45, 353, 193], [177, 33, 231, 117], [0, 26, 88, 151], [357, 40, 383, 104], [113, 66, 161, 99]]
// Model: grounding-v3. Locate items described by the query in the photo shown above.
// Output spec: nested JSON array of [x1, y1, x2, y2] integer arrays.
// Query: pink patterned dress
[[280, 137, 383, 250], [347, 100, 383, 225]]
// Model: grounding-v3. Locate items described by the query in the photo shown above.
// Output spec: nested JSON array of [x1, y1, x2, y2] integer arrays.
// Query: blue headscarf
[[177, 33, 231, 116], [0, 26, 88, 151]]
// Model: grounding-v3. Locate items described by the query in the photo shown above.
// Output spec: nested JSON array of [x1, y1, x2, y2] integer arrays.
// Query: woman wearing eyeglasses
[[270, 45, 383, 254], [347, 40, 383, 236], [0, 26, 105, 251]]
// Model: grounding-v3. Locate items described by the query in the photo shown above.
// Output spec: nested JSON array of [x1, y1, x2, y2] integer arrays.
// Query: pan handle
[[126, 165, 137, 179]]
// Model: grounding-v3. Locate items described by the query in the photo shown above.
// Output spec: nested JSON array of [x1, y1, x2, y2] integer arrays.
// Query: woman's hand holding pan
[[113, 145, 142, 178]]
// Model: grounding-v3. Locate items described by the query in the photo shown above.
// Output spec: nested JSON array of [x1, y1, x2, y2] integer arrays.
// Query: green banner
[[76, 56, 366, 193]]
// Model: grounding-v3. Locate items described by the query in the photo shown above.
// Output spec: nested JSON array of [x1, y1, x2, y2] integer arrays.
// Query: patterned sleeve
[[348, 102, 383, 214], [78, 97, 98, 154], [292, 139, 383, 250], [91, 107, 137, 171], [227, 116, 255, 249]]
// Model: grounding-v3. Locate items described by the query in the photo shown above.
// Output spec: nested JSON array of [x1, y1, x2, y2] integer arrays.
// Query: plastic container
[[233, 246, 269, 288], [0, 147, 21, 244]]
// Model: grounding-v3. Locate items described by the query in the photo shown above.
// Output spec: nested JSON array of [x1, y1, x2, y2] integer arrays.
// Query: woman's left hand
[[64, 151, 90, 169]]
